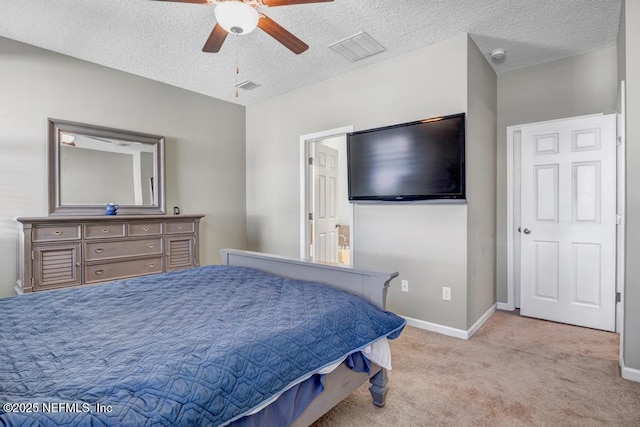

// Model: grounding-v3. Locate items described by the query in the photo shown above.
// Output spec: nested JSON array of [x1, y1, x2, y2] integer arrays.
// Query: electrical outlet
[[442, 286, 451, 301], [401, 280, 409, 293]]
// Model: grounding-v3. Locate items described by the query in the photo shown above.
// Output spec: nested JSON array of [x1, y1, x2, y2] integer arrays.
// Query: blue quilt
[[0, 265, 405, 426]]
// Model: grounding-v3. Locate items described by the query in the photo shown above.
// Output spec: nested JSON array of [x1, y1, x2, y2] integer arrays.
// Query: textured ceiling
[[0, 0, 622, 106]]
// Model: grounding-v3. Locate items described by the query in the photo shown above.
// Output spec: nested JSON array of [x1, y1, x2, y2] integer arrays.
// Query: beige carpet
[[313, 310, 640, 426]]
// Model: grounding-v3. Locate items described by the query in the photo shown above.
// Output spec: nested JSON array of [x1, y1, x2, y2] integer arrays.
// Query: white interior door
[[520, 114, 616, 331], [311, 142, 339, 263]]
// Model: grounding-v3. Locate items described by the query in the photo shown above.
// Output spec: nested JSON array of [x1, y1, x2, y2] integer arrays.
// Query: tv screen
[[347, 113, 465, 202]]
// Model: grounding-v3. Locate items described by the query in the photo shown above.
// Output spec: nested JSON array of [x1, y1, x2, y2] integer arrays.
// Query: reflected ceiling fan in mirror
[[156, 0, 334, 54]]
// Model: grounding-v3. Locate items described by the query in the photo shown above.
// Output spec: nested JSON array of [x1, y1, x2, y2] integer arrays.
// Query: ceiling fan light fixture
[[215, 1, 259, 35]]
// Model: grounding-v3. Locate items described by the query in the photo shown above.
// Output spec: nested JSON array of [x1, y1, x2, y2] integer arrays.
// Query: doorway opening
[[505, 113, 622, 333], [299, 126, 354, 265]]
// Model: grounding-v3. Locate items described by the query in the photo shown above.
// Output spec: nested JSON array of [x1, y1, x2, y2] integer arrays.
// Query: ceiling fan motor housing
[[164, 0, 334, 54]]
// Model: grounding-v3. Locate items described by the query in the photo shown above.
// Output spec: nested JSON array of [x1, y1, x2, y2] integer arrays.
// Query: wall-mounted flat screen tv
[[347, 113, 465, 202]]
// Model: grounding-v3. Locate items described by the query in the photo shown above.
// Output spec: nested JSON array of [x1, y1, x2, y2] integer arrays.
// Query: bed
[[0, 249, 405, 426]]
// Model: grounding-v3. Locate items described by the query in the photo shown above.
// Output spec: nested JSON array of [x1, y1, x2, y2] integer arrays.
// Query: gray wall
[[0, 37, 247, 297], [247, 34, 496, 330], [466, 36, 497, 328], [618, 1, 626, 85], [622, 0, 640, 371], [495, 47, 619, 303]]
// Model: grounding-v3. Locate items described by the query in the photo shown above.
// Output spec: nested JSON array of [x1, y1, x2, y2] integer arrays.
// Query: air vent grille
[[328, 31, 386, 62], [235, 80, 259, 91]]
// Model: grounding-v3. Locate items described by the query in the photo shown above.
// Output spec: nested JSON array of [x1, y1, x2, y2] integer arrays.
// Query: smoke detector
[[490, 48, 506, 62]]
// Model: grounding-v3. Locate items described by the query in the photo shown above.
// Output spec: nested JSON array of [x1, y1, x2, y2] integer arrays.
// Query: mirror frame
[[48, 118, 166, 216]]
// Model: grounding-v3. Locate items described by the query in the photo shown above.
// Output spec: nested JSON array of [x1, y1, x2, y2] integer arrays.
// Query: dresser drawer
[[85, 257, 163, 284], [128, 222, 163, 237], [165, 221, 195, 234], [84, 223, 126, 239], [17, 215, 202, 294], [32, 225, 81, 242], [85, 238, 162, 261]]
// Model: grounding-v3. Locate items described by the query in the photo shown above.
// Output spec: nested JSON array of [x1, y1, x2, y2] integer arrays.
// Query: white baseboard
[[497, 302, 514, 311], [620, 357, 640, 383], [402, 304, 496, 340], [402, 316, 469, 339], [467, 304, 496, 338]]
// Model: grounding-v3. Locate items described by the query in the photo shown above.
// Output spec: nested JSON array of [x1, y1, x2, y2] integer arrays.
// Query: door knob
[[523, 228, 532, 234]]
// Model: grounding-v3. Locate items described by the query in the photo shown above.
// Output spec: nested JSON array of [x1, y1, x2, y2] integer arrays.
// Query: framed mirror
[[48, 119, 165, 215]]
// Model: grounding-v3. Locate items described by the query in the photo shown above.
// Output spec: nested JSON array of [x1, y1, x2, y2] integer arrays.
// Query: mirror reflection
[[49, 119, 165, 216], [59, 133, 156, 206]]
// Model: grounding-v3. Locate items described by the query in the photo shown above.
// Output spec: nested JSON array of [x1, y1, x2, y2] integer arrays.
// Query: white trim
[[467, 304, 497, 338], [616, 80, 626, 338], [497, 302, 512, 311], [299, 126, 354, 263], [505, 125, 519, 311], [402, 316, 468, 339], [402, 304, 496, 340], [620, 357, 640, 383]]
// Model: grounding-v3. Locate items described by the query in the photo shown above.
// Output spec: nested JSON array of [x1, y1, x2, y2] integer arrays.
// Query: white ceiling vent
[[328, 31, 386, 62], [234, 80, 259, 91]]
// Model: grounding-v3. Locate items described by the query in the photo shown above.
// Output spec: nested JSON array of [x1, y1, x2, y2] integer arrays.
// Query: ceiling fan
[[157, 0, 334, 54]]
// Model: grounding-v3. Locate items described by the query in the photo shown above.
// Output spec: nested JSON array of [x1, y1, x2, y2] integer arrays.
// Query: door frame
[[299, 125, 354, 263], [616, 81, 626, 358], [504, 113, 624, 333]]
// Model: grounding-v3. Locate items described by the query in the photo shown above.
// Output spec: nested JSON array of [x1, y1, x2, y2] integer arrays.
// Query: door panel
[[573, 243, 601, 306], [534, 164, 558, 222], [520, 114, 616, 331], [312, 143, 339, 263], [533, 241, 559, 301], [573, 162, 600, 222]]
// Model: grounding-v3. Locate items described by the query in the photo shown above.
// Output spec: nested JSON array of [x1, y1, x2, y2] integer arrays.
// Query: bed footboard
[[221, 249, 399, 425], [220, 249, 398, 310]]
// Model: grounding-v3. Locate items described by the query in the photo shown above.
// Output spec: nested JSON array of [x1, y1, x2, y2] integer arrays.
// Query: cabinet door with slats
[[165, 236, 195, 271], [33, 243, 82, 291]]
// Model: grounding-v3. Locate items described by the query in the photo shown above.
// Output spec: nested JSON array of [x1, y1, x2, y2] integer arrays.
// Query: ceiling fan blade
[[257, 14, 308, 54], [261, 0, 333, 6], [202, 23, 228, 53], [155, 0, 210, 4]]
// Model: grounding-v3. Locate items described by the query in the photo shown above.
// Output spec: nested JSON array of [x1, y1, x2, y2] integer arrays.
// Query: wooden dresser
[[15, 214, 204, 294]]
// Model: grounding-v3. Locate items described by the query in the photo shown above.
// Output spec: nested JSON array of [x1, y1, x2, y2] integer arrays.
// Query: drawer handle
[[53, 230, 62, 236], [148, 263, 155, 268], [143, 226, 150, 231], [102, 229, 109, 233], [95, 269, 104, 276], [95, 248, 104, 254], [177, 225, 184, 230], [147, 244, 155, 248]]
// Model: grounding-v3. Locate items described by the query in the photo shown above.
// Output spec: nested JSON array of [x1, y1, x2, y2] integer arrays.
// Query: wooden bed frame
[[220, 249, 399, 426]]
